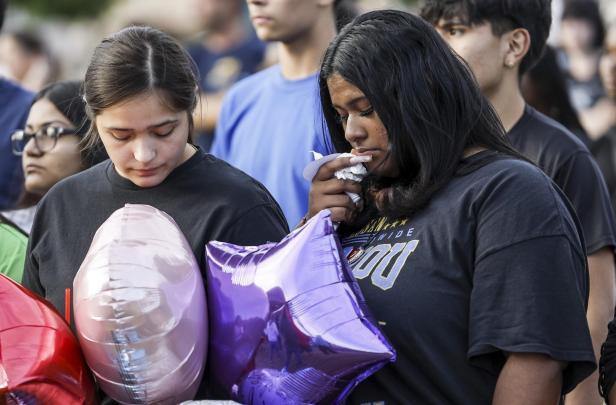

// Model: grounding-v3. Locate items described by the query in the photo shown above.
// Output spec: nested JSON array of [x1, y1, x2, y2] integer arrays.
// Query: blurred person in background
[[0, 30, 59, 92], [1, 80, 107, 235], [0, 0, 34, 211], [590, 21, 616, 211], [558, 0, 606, 113], [422, 1, 616, 403], [212, 0, 357, 228], [187, 0, 267, 151], [521, 45, 590, 146]]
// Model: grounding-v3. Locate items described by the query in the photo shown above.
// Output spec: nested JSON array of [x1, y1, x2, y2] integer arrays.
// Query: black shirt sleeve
[[600, 317, 616, 403], [554, 150, 616, 254], [221, 203, 289, 246], [21, 212, 45, 298], [468, 164, 596, 394]]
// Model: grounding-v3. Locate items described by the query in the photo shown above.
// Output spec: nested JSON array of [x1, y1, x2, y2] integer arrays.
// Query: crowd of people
[[3, 0, 616, 403]]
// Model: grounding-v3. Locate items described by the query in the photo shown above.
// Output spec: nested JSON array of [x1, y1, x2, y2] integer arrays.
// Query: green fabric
[[0, 223, 27, 283]]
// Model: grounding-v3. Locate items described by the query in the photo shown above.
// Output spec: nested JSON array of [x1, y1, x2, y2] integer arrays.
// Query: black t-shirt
[[22, 149, 289, 398], [591, 125, 616, 213], [509, 106, 616, 254], [343, 152, 595, 404]]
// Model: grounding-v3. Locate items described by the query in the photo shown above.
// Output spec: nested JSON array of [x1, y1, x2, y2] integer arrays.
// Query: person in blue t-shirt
[[212, 0, 357, 228], [187, 0, 266, 151], [0, 0, 34, 210]]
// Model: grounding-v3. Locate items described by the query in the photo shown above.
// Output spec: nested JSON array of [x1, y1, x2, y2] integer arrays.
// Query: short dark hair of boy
[[420, 0, 552, 75]]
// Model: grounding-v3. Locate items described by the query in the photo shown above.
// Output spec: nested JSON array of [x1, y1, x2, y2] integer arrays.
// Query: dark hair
[[34, 80, 108, 166], [421, 0, 552, 75], [334, 0, 358, 31], [320, 9, 524, 222], [83, 26, 198, 149], [562, 0, 605, 50], [11, 30, 44, 55], [0, 0, 6, 32], [521, 45, 589, 144]]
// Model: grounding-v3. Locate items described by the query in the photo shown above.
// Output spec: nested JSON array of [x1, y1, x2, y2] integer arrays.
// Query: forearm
[[493, 353, 564, 405], [568, 248, 616, 404]]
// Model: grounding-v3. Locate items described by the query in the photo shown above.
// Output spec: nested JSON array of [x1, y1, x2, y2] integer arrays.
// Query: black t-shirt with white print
[[509, 105, 616, 254], [343, 152, 595, 405]]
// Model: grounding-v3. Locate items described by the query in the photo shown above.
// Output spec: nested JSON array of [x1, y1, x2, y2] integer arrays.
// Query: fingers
[[315, 178, 362, 196], [314, 155, 371, 181]]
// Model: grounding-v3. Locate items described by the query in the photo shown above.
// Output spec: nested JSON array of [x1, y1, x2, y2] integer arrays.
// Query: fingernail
[[349, 155, 372, 164]]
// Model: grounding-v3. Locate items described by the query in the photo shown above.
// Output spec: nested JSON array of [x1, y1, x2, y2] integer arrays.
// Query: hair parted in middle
[[82, 25, 199, 149]]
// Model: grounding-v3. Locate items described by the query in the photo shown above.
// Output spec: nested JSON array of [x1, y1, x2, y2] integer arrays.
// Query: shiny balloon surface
[[206, 210, 395, 404], [74, 204, 207, 404], [0, 274, 96, 404]]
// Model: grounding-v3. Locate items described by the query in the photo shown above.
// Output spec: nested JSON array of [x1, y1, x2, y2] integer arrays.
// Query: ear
[[503, 28, 531, 69]]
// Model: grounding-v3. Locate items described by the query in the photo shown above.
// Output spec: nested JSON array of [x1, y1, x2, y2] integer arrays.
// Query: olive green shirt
[[0, 223, 27, 283]]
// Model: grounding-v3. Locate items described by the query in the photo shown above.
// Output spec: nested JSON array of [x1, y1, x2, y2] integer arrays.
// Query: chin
[[129, 176, 165, 188]]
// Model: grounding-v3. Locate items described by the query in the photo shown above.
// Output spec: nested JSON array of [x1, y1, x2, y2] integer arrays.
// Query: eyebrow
[[436, 18, 466, 28], [332, 95, 368, 110], [25, 120, 70, 130], [104, 119, 178, 132]]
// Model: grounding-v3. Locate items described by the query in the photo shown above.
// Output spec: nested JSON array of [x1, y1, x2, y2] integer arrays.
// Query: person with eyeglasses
[[0, 80, 106, 283]]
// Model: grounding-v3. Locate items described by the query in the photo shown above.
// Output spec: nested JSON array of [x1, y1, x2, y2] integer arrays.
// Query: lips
[[351, 148, 379, 157], [132, 166, 160, 177], [25, 164, 44, 174], [251, 16, 272, 25]]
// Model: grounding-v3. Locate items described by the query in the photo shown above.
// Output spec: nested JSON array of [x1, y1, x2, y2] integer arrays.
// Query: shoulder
[[225, 65, 280, 99], [461, 156, 569, 217], [191, 153, 279, 206], [39, 161, 109, 208], [512, 107, 589, 158], [0, 223, 27, 246]]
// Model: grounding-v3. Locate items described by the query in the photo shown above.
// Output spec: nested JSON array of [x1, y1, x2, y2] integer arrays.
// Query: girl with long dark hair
[[307, 10, 595, 404]]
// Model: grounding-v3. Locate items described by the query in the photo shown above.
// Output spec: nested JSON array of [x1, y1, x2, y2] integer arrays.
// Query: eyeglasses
[[11, 126, 79, 156]]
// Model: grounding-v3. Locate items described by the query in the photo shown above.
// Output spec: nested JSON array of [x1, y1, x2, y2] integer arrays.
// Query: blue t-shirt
[[212, 65, 328, 228], [0, 79, 33, 210]]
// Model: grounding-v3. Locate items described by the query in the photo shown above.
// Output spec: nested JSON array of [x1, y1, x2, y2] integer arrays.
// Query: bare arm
[[567, 247, 616, 405], [493, 352, 565, 405]]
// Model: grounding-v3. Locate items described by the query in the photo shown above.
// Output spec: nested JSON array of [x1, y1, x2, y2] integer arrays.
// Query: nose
[[344, 114, 367, 145], [133, 137, 156, 163], [24, 137, 43, 156]]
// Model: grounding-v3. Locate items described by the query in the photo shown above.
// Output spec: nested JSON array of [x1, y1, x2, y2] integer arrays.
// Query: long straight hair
[[319, 10, 526, 222]]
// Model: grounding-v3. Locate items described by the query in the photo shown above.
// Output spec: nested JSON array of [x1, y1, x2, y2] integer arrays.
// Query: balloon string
[[65, 288, 71, 324]]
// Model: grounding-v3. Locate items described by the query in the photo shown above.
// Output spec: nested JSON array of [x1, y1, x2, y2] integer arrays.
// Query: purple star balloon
[[206, 210, 395, 404], [74, 204, 207, 404]]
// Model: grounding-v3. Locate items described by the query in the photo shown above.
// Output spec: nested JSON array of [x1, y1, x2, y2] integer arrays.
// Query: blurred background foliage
[[10, 0, 116, 19]]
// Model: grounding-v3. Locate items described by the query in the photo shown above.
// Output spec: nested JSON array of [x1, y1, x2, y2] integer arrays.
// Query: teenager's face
[[22, 98, 83, 196], [246, 0, 324, 43], [95, 91, 194, 188], [327, 74, 398, 178], [600, 26, 616, 100], [434, 18, 509, 97]]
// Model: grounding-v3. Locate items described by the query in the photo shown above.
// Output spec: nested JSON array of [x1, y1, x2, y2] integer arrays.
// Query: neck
[[203, 18, 246, 53], [484, 71, 526, 132], [277, 13, 337, 80]]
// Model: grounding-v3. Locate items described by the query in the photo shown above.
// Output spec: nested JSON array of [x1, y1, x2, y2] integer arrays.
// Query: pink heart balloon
[[74, 204, 207, 404], [206, 210, 395, 404]]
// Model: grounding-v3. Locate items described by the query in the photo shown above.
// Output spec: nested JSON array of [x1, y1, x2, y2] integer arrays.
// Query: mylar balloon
[[0, 274, 96, 404], [206, 210, 395, 404], [74, 204, 207, 404]]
